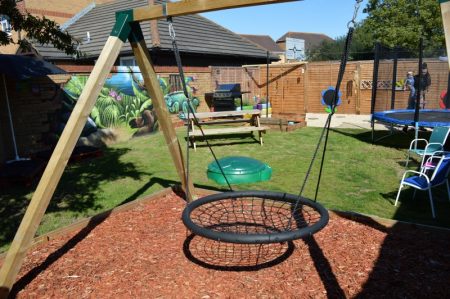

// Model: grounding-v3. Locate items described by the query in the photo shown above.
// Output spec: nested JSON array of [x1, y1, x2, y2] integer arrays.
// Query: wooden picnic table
[[187, 109, 269, 150]]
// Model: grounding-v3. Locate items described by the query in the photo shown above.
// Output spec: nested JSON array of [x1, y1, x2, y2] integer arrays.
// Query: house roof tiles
[[34, 0, 269, 60], [240, 34, 283, 53], [276, 32, 334, 50]]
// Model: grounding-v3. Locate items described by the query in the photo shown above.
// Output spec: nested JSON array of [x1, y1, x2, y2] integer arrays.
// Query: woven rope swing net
[[182, 190, 329, 244], [167, 0, 363, 244]]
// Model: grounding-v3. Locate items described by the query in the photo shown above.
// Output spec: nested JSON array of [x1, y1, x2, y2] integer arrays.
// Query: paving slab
[[306, 113, 388, 130]]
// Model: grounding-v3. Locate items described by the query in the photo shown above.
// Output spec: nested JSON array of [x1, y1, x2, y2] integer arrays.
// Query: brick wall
[[24, 0, 115, 24], [1, 0, 116, 54], [0, 32, 20, 55], [57, 62, 214, 113]]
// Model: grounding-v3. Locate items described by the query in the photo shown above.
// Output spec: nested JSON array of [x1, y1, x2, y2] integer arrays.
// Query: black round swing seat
[[182, 190, 329, 244]]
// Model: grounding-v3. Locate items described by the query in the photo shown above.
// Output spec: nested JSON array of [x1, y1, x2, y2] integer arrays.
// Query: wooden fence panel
[[210, 59, 449, 116], [259, 63, 305, 116], [304, 61, 357, 114]]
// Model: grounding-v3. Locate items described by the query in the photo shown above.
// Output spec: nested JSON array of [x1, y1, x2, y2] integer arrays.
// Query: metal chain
[[313, 26, 354, 202], [347, 0, 363, 29], [297, 6, 356, 201], [288, 0, 361, 228], [166, 17, 234, 197], [312, 2, 358, 202], [168, 19, 176, 39]]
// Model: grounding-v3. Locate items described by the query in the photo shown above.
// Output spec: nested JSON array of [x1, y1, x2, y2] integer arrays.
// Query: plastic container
[[256, 103, 271, 110], [207, 156, 272, 185]]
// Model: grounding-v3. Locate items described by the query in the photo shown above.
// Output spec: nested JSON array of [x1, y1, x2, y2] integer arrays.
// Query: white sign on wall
[[285, 37, 305, 60], [0, 15, 11, 37]]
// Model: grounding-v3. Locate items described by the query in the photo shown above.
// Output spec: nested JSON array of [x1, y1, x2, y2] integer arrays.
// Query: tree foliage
[[0, 0, 79, 55], [307, 0, 445, 61], [364, 0, 444, 51], [307, 23, 375, 61]]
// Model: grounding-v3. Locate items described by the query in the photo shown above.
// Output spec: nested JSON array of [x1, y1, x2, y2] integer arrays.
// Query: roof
[[34, 0, 269, 60], [276, 32, 334, 50], [240, 35, 283, 53]]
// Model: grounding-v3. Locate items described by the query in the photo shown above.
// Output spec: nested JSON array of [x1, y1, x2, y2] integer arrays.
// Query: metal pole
[[371, 42, 381, 143], [390, 47, 398, 110], [446, 71, 450, 108], [2, 74, 20, 161], [371, 43, 381, 116], [414, 37, 424, 146]]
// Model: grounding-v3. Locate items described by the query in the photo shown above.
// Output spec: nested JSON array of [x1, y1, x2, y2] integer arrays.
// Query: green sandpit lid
[[207, 156, 272, 185]]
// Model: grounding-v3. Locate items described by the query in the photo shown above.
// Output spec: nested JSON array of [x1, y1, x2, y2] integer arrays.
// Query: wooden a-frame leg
[[128, 23, 195, 201], [0, 35, 125, 298]]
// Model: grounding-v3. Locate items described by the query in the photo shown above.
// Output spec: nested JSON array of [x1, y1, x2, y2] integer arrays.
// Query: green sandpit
[[207, 156, 272, 185]]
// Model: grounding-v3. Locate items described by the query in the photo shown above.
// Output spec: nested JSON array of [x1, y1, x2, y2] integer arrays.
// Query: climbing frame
[[0, 1, 300, 297]]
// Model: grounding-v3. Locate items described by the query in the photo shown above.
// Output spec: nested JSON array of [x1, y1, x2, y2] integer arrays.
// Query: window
[[0, 15, 12, 36], [119, 56, 137, 67], [169, 74, 182, 92]]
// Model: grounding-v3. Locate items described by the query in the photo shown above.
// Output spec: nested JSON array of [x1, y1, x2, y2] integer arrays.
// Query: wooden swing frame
[[1, 0, 450, 297]]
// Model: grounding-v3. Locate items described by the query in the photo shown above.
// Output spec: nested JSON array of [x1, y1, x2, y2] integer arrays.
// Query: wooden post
[[281, 64, 285, 114], [355, 63, 361, 115], [0, 36, 125, 298], [148, 0, 161, 47], [128, 22, 194, 201], [265, 51, 270, 118], [440, 0, 450, 73], [303, 64, 309, 113]]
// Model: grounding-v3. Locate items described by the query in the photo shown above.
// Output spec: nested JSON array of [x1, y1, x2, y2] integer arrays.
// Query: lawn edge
[[329, 209, 450, 233]]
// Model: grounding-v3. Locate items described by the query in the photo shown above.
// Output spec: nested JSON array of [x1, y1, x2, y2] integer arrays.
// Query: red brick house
[[32, 0, 279, 110], [0, 0, 115, 55]]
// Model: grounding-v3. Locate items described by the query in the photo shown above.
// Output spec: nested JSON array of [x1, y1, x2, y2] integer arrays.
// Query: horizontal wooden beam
[[133, 0, 301, 22]]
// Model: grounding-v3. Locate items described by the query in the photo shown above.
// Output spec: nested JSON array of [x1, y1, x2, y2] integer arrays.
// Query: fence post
[[304, 64, 309, 113], [355, 62, 361, 115], [390, 47, 398, 110]]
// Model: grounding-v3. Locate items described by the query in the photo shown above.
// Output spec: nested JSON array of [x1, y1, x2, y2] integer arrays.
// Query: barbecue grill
[[212, 83, 243, 111]]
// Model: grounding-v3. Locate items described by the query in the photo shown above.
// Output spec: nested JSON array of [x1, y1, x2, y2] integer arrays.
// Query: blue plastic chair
[[395, 153, 450, 218], [405, 126, 450, 168]]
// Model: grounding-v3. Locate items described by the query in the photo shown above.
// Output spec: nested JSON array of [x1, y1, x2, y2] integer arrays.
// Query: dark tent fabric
[[0, 54, 66, 80], [0, 54, 67, 162]]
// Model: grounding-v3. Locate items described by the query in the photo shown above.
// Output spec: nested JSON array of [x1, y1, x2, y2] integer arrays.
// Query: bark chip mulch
[[3, 191, 450, 298]]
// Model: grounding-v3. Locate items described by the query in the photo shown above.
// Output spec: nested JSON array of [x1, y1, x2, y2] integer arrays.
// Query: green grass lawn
[[1, 126, 449, 253]]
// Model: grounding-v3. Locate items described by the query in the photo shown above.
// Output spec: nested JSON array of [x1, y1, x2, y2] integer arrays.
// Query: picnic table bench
[[187, 109, 269, 150]]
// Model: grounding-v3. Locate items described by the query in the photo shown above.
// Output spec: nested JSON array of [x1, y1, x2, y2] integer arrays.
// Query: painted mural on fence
[[62, 66, 199, 136]]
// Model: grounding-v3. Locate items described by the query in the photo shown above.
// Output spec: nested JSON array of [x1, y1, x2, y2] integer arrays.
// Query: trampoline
[[373, 109, 450, 127]]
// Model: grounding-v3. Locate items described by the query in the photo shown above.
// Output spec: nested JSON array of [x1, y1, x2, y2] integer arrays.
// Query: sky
[[201, 0, 369, 41]]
